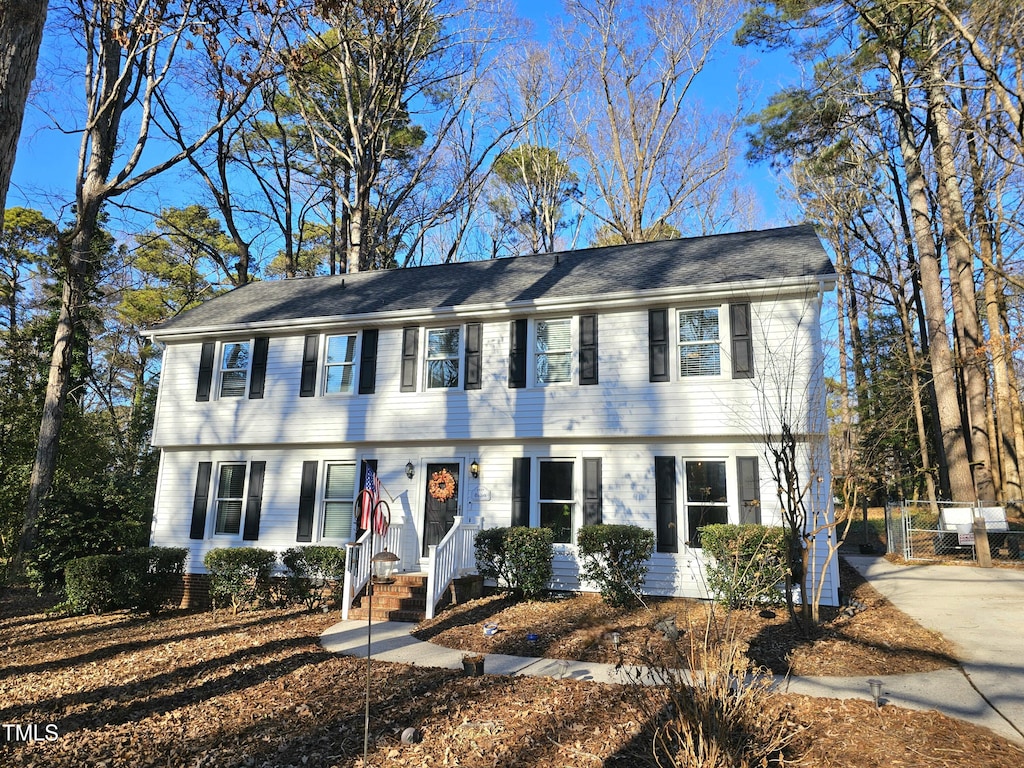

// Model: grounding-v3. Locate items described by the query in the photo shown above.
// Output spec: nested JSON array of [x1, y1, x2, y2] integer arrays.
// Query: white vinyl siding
[[322, 462, 356, 538], [219, 341, 250, 397], [426, 327, 460, 389], [678, 309, 720, 377], [324, 334, 357, 395], [215, 463, 246, 534], [536, 319, 571, 384]]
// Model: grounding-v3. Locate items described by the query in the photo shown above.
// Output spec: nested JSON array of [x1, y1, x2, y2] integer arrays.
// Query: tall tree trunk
[[886, 46, 975, 502], [925, 49, 996, 501], [0, 0, 48, 224]]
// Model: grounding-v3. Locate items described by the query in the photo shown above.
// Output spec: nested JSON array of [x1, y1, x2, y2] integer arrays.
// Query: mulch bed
[[1, 559, 1022, 767]]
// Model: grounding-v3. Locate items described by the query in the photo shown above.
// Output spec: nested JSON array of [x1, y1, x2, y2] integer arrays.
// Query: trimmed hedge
[[700, 524, 788, 608], [63, 547, 187, 615], [280, 545, 346, 611], [475, 526, 554, 599], [204, 547, 277, 613], [577, 524, 654, 607]]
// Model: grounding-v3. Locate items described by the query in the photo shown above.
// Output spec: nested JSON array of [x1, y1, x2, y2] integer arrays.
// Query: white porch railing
[[425, 516, 481, 620], [340, 523, 403, 621]]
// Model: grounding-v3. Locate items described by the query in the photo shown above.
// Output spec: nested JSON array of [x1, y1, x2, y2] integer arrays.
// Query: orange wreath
[[428, 468, 456, 502]]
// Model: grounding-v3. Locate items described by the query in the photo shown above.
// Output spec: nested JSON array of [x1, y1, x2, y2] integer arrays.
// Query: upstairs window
[[215, 463, 247, 535], [535, 319, 572, 384], [324, 334, 357, 394], [678, 309, 720, 377], [426, 327, 460, 389], [219, 342, 251, 397]]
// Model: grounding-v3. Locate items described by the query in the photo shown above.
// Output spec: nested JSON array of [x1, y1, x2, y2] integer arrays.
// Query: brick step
[[352, 594, 427, 611], [347, 607, 426, 622], [348, 574, 429, 623]]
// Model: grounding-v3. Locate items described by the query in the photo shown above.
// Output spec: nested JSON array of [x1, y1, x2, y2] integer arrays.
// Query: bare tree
[[12, 0, 286, 578], [0, 0, 49, 225], [556, 0, 747, 243]]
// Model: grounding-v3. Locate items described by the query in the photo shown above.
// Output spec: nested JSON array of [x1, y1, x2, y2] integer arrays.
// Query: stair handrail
[[341, 522, 403, 620], [425, 515, 482, 620]]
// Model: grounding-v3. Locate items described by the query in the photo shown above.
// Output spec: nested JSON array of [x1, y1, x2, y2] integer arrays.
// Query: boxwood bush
[[63, 546, 187, 615], [280, 545, 346, 611], [700, 524, 788, 608], [204, 547, 277, 613], [577, 524, 654, 607], [475, 526, 554, 599]]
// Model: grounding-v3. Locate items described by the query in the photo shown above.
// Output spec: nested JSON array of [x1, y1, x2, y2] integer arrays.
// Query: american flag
[[358, 461, 388, 535]]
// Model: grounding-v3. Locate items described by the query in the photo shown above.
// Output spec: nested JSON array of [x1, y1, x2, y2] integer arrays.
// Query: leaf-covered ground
[[2, 561, 1022, 767]]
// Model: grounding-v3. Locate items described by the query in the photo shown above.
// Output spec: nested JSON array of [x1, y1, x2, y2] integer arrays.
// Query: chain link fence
[[886, 501, 1024, 563]]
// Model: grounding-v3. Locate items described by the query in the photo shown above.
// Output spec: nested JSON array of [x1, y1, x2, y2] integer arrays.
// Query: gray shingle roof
[[152, 224, 834, 335]]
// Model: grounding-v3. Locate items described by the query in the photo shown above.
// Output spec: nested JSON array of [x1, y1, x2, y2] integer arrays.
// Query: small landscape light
[[609, 631, 621, 649], [868, 678, 883, 707]]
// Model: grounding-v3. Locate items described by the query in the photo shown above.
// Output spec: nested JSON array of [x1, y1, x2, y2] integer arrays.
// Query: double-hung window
[[219, 342, 251, 397], [684, 459, 728, 547], [322, 462, 356, 539], [215, 463, 247, 535], [678, 309, 720, 377], [539, 459, 574, 543], [324, 334, 357, 394], [535, 319, 571, 384], [426, 327, 460, 389]]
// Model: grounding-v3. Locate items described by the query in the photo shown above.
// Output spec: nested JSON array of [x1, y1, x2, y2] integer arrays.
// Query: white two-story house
[[147, 224, 839, 616]]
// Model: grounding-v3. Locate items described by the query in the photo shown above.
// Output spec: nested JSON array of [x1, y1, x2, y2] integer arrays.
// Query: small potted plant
[[462, 653, 485, 676]]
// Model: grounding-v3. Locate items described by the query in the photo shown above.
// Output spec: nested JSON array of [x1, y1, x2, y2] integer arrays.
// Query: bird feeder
[[371, 550, 399, 583]]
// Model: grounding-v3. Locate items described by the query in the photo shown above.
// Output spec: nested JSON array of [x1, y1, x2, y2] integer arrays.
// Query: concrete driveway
[[845, 554, 1024, 744]]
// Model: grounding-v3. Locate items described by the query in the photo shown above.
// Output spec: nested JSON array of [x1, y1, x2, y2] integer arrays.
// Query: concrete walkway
[[321, 555, 1024, 745]]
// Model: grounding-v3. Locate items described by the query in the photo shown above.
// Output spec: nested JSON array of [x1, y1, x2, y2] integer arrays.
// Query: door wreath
[[428, 468, 457, 502]]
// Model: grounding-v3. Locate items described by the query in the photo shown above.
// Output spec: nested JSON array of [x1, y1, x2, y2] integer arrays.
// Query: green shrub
[[476, 526, 554, 600], [204, 547, 277, 613], [700, 524, 789, 608], [120, 546, 187, 615], [577, 524, 654, 607], [62, 546, 187, 615], [280, 545, 346, 611], [63, 554, 125, 614]]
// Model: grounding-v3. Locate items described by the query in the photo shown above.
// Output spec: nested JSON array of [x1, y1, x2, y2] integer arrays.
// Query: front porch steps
[[347, 572, 429, 623]]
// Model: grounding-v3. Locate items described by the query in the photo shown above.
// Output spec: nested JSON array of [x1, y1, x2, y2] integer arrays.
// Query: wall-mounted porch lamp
[[470, 459, 480, 478], [405, 461, 415, 479]]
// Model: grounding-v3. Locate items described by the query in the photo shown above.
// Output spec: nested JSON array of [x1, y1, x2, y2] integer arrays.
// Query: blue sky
[[8, 0, 799, 232]]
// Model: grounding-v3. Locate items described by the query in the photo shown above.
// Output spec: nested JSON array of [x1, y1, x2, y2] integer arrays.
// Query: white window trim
[[675, 306, 725, 380], [533, 317, 575, 387], [535, 456, 577, 545], [423, 325, 463, 390], [320, 460, 357, 541], [218, 339, 252, 398], [681, 457, 730, 548], [213, 461, 248, 537], [322, 333, 361, 397]]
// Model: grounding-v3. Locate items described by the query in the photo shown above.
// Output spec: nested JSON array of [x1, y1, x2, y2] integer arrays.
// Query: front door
[[423, 462, 460, 556]]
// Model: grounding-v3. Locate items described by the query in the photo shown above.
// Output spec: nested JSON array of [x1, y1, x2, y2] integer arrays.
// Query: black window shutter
[[358, 329, 379, 394], [655, 456, 678, 553], [189, 462, 213, 539], [511, 457, 530, 527], [508, 319, 527, 388], [464, 322, 482, 390], [649, 309, 670, 382], [196, 342, 215, 401], [583, 458, 602, 526], [738, 456, 761, 524], [248, 336, 269, 399], [296, 461, 318, 542], [355, 458, 378, 536], [400, 327, 419, 392], [300, 335, 319, 397], [580, 314, 599, 385], [242, 461, 266, 541], [730, 303, 754, 379]]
